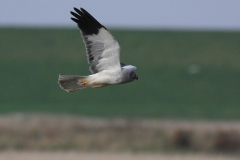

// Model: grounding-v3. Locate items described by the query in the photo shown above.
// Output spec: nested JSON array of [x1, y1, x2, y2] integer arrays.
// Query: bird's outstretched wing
[[71, 8, 121, 74]]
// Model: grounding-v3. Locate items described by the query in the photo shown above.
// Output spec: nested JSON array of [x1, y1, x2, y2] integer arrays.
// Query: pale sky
[[1, 0, 240, 30]]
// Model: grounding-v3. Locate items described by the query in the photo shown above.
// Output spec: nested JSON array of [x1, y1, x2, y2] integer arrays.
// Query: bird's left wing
[[71, 8, 121, 74]]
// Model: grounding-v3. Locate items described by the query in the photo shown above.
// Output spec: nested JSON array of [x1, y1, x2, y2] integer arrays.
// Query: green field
[[1, 28, 240, 119]]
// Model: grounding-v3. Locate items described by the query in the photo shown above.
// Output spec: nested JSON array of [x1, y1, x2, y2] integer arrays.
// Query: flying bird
[[58, 8, 138, 92]]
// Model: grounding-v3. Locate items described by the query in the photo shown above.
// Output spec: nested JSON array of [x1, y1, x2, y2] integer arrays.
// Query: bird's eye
[[132, 73, 135, 77]]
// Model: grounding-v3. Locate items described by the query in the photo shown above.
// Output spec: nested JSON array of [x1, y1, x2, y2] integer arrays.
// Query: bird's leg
[[81, 81, 88, 85]]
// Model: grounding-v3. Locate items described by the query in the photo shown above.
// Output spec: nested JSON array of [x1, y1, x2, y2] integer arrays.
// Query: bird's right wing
[[71, 8, 121, 74]]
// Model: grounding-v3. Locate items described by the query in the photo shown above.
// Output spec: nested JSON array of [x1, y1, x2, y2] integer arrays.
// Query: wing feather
[[71, 8, 121, 74]]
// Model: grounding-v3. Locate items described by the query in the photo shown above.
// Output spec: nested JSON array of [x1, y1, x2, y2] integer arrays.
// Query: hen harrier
[[58, 8, 138, 92]]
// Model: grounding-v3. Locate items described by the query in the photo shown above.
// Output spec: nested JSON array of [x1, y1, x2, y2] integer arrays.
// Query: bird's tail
[[58, 74, 89, 92]]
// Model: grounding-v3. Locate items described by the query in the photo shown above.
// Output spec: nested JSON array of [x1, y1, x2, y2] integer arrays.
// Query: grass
[[1, 103, 240, 120], [1, 28, 240, 119]]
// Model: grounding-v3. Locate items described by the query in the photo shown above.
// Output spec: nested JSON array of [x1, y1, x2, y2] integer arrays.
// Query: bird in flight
[[58, 8, 138, 92]]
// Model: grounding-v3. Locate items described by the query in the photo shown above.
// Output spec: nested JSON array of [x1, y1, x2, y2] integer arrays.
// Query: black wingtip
[[80, 8, 87, 12], [73, 7, 82, 15], [70, 7, 104, 35], [71, 17, 78, 24], [70, 11, 74, 16], [74, 7, 79, 11]]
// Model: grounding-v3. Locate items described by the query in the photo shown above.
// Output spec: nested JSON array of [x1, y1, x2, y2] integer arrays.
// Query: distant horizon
[[1, 25, 240, 32]]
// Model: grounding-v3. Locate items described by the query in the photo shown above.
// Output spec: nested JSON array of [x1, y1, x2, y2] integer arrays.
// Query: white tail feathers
[[58, 74, 88, 92]]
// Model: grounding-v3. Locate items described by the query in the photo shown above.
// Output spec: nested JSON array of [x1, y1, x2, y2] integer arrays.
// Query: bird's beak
[[135, 75, 138, 80]]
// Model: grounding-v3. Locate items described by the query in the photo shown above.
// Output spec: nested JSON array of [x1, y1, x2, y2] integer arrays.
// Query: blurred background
[[0, 0, 240, 159]]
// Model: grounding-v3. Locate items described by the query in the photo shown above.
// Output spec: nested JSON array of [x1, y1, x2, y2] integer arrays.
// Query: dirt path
[[0, 151, 238, 160], [0, 114, 239, 151]]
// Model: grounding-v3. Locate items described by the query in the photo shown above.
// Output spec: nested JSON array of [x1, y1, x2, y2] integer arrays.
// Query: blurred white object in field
[[187, 64, 201, 74]]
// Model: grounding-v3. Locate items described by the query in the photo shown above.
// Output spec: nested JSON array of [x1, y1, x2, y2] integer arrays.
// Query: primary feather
[[71, 8, 121, 74]]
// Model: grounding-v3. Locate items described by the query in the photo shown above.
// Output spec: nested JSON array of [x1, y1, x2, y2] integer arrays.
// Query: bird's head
[[131, 71, 138, 81]]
